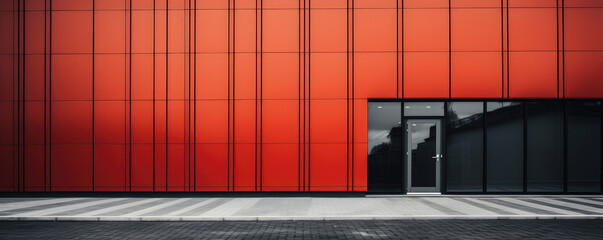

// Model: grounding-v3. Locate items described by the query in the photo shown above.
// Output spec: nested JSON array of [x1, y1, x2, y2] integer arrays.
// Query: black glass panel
[[486, 102, 524, 192], [567, 101, 601, 192], [410, 122, 437, 187], [527, 102, 564, 192], [368, 102, 403, 193], [446, 102, 484, 192]]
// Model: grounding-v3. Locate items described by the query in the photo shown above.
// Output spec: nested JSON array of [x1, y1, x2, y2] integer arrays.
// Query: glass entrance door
[[406, 119, 441, 193]]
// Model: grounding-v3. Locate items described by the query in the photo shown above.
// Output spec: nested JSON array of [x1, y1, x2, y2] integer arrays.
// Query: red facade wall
[[1, 0, 602, 192]]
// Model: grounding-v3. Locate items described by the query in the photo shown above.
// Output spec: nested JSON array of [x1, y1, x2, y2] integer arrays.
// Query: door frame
[[406, 119, 442, 193]]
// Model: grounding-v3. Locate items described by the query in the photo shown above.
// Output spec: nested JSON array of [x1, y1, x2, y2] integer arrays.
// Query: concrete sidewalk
[[0, 195, 602, 221]]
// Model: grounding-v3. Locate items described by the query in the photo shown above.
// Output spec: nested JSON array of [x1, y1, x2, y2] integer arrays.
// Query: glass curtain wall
[[486, 102, 524, 192], [567, 101, 602, 192], [367, 102, 403, 193], [446, 102, 484, 192]]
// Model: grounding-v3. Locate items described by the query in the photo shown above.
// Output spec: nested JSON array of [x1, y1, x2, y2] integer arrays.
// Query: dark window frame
[[369, 98, 603, 194]]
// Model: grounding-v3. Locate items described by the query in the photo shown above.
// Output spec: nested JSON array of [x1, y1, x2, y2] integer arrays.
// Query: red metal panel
[[51, 145, 93, 191], [234, 100, 255, 143], [196, 100, 228, 143], [52, 11, 92, 54], [262, 143, 298, 191], [131, 144, 154, 191], [95, 54, 126, 100], [24, 145, 44, 191], [310, 143, 347, 191], [509, 8, 557, 51], [404, 0, 448, 8], [25, 56, 45, 101], [565, 8, 603, 51], [94, 145, 126, 191], [354, 0, 396, 9], [234, 143, 255, 191], [25, 11, 44, 54], [451, 52, 502, 98], [452, 8, 501, 52], [404, 9, 449, 52], [262, 100, 298, 144], [354, 53, 397, 98], [94, 101, 125, 144], [0, 56, 12, 101], [131, 101, 154, 144], [131, 55, 154, 100], [52, 0, 93, 10], [263, 0, 298, 9], [451, 0, 500, 8], [235, 10, 256, 53], [51, 55, 92, 100], [404, 52, 449, 98], [310, 100, 347, 144], [196, 10, 228, 53], [95, 0, 125, 10], [195, 144, 228, 191], [95, 11, 125, 53], [234, 53, 256, 99], [310, 53, 347, 99], [263, 10, 299, 52], [311, 9, 346, 53], [353, 142, 368, 191], [132, 11, 154, 54], [0, 145, 13, 191], [196, 54, 228, 99], [509, 52, 557, 98], [51, 101, 93, 145], [263, 53, 299, 100], [354, 9, 396, 52], [565, 52, 603, 98]]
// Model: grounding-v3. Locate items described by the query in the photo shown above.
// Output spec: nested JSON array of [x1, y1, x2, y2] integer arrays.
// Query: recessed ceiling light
[[426, 106, 431, 108], [405, 106, 410, 109], [377, 106, 382, 109]]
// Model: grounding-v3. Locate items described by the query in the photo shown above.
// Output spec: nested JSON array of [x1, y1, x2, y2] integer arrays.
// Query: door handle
[[431, 154, 442, 162]]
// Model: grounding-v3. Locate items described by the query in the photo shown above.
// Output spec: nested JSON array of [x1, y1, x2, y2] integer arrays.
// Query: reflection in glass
[[567, 101, 601, 192], [367, 102, 403, 193], [527, 102, 564, 192], [486, 102, 523, 192], [410, 122, 437, 188], [446, 102, 484, 192], [404, 102, 445, 116]]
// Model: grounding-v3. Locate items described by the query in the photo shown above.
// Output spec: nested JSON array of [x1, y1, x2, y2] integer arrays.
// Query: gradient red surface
[[1, 0, 602, 192]]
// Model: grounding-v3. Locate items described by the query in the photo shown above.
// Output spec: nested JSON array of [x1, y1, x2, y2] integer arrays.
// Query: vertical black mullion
[[92, 0, 95, 192], [442, 102, 448, 193], [448, 0, 451, 99], [188, 0, 191, 192], [129, 0, 133, 192], [17, 0, 21, 192], [193, 0, 196, 191], [556, 0, 559, 99], [506, 0, 509, 99], [232, 0, 236, 192], [49, 0, 52, 191], [23, 0, 26, 192], [523, 102, 527, 193], [600, 101, 602, 193], [483, 102, 487, 193], [401, 100, 405, 193], [44, 0, 47, 191], [500, 0, 503, 99], [227, 0, 230, 192], [152, 0, 156, 193], [165, 0, 168, 192], [563, 101, 568, 193]]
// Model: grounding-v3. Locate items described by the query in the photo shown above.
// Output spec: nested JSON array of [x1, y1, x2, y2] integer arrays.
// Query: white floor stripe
[[563, 197, 603, 207], [125, 198, 192, 216], [202, 198, 260, 216], [433, 198, 499, 215], [76, 198, 163, 216], [0, 198, 84, 212], [544, 198, 603, 214], [503, 198, 581, 215], [11, 198, 125, 217], [465, 198, 534, 215], [166, 199, 219, 216]]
